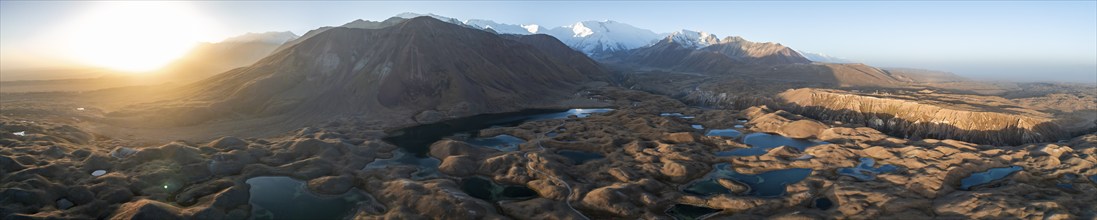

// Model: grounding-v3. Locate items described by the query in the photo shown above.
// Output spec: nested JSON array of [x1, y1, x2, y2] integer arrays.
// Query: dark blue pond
[[837, 157, 899, 181], [383, 109, 613, 157], [682, 179, 731, 196], [525, 108, 614, 121], [363, 150, 441, 179], [959, 166, 1022, 190], [683, 163, 813, 198], [704, 129, 741, 139], [716, 133, 824, 156], [1055, 183, 1074, 191], [660, 112, 694, 119], [814, 197, 833, 210], [367, 108, 613, 178], [460, 176, 538, 202], [247, 176, 370, 220], [557, 150, 604, 165], [665, 204, 720, 220], [463, 134, 525, 151]]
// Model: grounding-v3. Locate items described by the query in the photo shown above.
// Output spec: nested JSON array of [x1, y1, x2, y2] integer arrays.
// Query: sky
[[1, 1, 1095, 82]]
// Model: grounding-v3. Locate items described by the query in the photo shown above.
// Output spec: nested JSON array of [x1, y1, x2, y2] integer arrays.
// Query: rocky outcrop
[[111, 199, 184, 220], [777, 88, 1068, 145], [374, 179, 504, 219]]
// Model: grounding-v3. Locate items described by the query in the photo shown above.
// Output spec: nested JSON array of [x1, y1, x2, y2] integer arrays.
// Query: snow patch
[[569, 22, 594, 37], [521, 24, 541, 34]]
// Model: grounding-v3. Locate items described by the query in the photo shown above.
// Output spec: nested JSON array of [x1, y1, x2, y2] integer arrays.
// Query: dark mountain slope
[[118, 16, 607, 129]]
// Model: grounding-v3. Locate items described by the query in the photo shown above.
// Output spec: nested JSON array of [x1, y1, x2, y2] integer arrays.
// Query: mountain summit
[[544, 20, 662, 57], [665, 29, 720, 48], [134, 16, 606, 129]]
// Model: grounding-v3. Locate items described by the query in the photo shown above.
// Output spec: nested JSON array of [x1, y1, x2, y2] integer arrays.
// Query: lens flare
[[51, 2, 218, 72]]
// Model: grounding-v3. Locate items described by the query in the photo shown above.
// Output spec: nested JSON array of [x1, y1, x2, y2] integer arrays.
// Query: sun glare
[[53, 2, 217, 72]]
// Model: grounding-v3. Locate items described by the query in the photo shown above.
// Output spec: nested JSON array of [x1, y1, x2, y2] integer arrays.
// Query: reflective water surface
[[959, 166, 1023, 190], [247, 176, 370, 220]]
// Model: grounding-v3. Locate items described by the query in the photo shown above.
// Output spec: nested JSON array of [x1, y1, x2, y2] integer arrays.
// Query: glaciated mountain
[[286, 13, 829, 66], [464, 19, 532, 35], [665, 29, 720, 48], [615, 31, 811, 70], [798, 51, 858, 63], [463, 18, 663, 56], [392, 13, 662, 57], [541, 21, 662, 57]]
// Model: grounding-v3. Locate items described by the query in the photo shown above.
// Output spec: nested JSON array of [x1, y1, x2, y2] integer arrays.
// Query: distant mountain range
[[107, 13, 1018, 133], [392, 13, 833, 61], [608, 31, 812, 73], [157, 31, 300, 83], [797, 51, 859, 63]]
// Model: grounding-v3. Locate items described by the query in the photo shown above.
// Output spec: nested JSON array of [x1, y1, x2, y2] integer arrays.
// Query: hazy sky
[[2, 1, 1095, 82]]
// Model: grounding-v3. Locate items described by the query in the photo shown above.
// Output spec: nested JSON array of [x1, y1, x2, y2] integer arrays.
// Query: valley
[[1, 13, 1095, 220]]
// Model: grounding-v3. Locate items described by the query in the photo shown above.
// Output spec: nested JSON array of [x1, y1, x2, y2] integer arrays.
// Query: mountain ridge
[[121, 16, 606, 129]]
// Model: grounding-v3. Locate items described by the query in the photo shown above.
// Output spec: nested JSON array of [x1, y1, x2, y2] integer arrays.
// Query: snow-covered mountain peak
[[568, 22, 595, 37], [521, 24, 542, 33], [666, 29, 720, 48], [547, 20, 661, 56], [464, 19, 533, 34], [359, 13, 825, 59]]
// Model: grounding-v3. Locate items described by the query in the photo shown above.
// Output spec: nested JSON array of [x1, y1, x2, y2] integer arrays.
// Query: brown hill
[[882, 68, 968, 83], [274, 17, 408, 54], [614, 39, 741, 73], [116, 16, 607, 130], [499, 34, 608, 81], [755, 63, 906, 88], [609, 38, 908, 90], [703, 36, 811, 65], [611, 35, 810, 72]]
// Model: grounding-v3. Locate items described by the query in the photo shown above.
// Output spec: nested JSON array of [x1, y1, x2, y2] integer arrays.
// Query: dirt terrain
[[2, 16, 1095, 220], [2, 84, 1095, 219]]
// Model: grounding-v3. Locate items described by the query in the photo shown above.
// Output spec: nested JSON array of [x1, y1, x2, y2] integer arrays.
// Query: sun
[[53, 2, 218, 72]]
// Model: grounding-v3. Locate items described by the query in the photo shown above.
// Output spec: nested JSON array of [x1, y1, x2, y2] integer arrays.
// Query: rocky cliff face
[[777, 88, 1066, 145], [626, 74, 1092, 146]]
